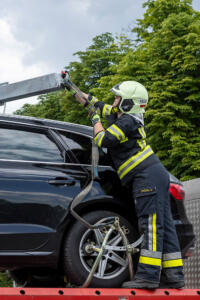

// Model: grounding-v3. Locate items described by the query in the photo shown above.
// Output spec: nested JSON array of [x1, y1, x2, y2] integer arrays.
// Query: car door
[[0, 122, 89, 253]]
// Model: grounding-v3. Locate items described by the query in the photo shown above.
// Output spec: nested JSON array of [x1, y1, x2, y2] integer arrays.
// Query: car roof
[[0, 114, 93, 137]]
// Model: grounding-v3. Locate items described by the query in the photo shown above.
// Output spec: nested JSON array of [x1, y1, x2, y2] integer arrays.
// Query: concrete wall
[[182, 178, 200, 288]]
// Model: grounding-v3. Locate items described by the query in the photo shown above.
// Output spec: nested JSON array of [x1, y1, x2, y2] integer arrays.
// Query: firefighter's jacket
[[91, 97, 159, 185]]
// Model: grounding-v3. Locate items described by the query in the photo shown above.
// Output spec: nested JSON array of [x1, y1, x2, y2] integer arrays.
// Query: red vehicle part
[[0, 288, 199, 299], [169, 183, 185, 200]]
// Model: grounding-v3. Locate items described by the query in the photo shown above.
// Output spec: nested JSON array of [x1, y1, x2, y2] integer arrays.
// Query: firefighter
[[73, 81, 184, 289]]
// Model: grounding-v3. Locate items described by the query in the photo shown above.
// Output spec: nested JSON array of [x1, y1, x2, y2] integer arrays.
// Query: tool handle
[[61, 71, 89, 105]]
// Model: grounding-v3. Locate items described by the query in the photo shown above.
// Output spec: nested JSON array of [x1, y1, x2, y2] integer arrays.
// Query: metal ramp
[[0, 73, 67, 104], [0, 288, 199, 299]]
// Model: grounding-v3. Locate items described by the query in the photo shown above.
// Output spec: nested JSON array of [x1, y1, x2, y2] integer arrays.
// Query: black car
[[0, 114, 195, 288]]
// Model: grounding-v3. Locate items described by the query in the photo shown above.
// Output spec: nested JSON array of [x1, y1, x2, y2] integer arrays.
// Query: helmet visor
[[110, 83, 122, 96]]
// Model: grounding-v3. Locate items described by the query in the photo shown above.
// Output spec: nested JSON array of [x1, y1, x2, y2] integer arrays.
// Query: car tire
[[63, 210, 139, 288]]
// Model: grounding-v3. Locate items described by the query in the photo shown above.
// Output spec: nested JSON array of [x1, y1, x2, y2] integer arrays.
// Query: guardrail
[[183, 178, 200, 288]]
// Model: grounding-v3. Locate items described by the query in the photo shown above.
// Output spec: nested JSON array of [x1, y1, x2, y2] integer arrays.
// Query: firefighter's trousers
[[132, 162, 184, 283]]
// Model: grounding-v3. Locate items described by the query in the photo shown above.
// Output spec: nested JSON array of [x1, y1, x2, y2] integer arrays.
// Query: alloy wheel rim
[[79, 217, 128, 280]]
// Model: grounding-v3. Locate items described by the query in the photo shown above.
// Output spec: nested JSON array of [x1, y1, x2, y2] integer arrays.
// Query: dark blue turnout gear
[[92, 96, 184, 284], [132, 163, 184, 283]]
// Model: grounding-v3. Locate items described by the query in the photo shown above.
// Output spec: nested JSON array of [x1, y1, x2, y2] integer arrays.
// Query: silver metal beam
[[0, 73, 65, 104]]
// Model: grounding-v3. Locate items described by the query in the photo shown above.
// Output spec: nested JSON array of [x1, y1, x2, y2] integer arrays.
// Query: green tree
[[133, 0, 193, 42], [16, 91, 66, 120], [145, 12, 200, 180], [132, 0, 200, 180]]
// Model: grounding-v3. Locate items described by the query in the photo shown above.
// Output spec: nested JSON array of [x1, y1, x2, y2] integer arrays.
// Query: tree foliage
[[131, 0, 200, 180], [16, 1, 200, 180], [0, 272, 12, 287]]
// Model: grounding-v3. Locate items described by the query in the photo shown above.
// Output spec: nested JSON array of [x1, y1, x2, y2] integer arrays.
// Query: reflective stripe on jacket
[[94, 112, 158, 185]]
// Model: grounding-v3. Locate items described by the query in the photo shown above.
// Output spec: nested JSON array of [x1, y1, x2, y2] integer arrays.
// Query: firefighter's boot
[[122, 278, 159, 289], [159, 269, 185, 288]]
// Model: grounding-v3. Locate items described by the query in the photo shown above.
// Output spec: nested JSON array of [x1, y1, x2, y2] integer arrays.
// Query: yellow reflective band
[[139, 256, 161, 267], [108, 106, 112, 115], [162, 259, 183, 268], [118, 146, 153, 179], [107, 124, 126, 142], [152, 213, 157, 252], [137, 139, 146, 150], [102, 105, 106, 117], [138, 127, 146, 150], [119, 149, 153, 179], [94, 134, 98, 144], [98, 135, 104, 147], [118, 146, 150, 173], [120, 137, 128, 143], [137, 140, 142, 149], [94, 131, 105, 147], [138, 127, 145, 139], [112, 124, 126, 140], [141, 126, 146, 138], [107, 127, 120, 141], [102, 104, 112, 117], [91, 96, 99, 105]]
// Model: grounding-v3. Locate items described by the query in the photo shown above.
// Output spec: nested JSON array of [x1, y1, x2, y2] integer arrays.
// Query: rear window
[[59, 131, 92, 164], [59, 130, 112, 166]]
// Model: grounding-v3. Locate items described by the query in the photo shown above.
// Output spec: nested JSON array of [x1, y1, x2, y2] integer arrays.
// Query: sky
[[0, 0, 199, 114]]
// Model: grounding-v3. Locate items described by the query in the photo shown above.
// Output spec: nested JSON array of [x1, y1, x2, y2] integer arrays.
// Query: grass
[[0, 272, 13, 287]]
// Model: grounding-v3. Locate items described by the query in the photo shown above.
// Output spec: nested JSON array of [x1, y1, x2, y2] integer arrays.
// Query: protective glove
[[65, 85, 76, 97], [88, 105, 101, 126], [88, 94, 99, 106], [64, 82, 77, 97], [91, 113, 101, 126], [112, 106, 120, 114]]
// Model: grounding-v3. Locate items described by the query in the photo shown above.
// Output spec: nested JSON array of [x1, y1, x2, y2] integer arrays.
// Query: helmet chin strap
[[116, 97, 122, 111], [111, 96, 122, 113]]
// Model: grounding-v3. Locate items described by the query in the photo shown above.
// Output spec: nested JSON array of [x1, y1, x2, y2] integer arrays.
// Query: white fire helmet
[[110, 81, 148, 114]]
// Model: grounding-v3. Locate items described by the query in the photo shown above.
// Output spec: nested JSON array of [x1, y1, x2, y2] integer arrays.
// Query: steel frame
[[0, 73, 65, 104]]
